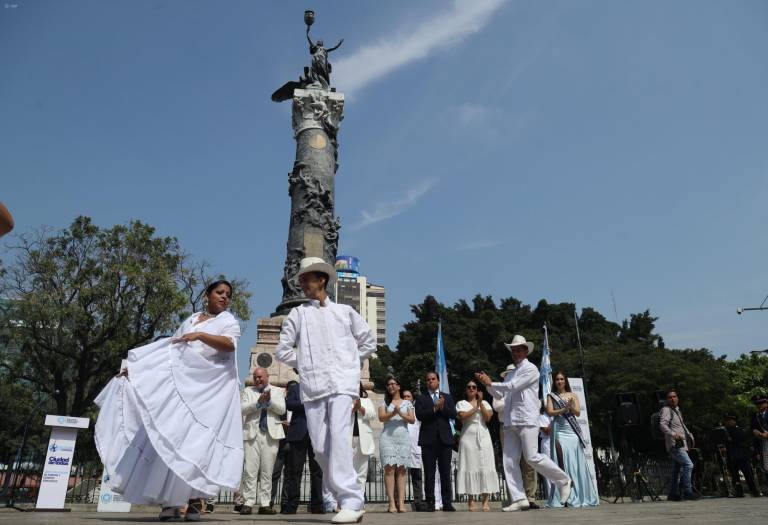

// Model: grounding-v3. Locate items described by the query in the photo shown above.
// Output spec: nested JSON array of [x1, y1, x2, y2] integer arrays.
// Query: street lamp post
[[737, 293, 768, 315]]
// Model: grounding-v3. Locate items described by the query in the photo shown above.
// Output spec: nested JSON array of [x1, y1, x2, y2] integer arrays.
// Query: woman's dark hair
[[464, 380, 479, 401], [552, 371, 572, 393], [384, 376, 403, 405], [205, 279, 232, 297], [359, 382, 368, 398]]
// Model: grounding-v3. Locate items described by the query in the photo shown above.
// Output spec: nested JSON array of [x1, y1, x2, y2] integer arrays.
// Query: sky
[[2, 0, 767, 380]]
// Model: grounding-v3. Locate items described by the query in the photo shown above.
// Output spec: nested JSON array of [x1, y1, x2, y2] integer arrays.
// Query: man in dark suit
[[283, 379, 324, 514], [415, 370, 457, 512]]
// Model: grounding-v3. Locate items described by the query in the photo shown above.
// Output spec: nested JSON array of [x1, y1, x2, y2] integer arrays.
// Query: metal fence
[[0, 449, 756, 506]]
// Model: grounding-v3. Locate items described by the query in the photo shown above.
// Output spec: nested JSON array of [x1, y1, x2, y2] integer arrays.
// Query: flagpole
[[574, 305, 587, 397]]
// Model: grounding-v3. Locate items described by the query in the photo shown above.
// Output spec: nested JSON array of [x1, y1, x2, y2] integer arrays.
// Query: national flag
[[435, 322, 450, 395], [540, 324, 553, 405]]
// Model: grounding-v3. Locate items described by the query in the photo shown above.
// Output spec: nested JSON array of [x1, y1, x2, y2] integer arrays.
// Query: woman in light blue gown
[[545, 372, 599, 508]]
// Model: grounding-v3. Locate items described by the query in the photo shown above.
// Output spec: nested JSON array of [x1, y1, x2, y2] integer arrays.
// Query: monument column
[[250, 11, 373, 392], [275, 88, 344, 316]]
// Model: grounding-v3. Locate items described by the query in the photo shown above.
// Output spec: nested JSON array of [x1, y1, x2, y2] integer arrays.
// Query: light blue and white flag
[[435, 322, 450, 395], [435, 322, 456, 433], [540, 324, 553, 406]]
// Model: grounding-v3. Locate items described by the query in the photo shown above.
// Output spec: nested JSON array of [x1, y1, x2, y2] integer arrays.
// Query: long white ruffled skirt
[[94, 337, 244, 506]]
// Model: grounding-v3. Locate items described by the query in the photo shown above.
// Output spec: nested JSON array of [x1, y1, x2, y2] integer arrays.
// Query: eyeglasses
[[386, 383, 397, 387], [466, 385, 477, 390]]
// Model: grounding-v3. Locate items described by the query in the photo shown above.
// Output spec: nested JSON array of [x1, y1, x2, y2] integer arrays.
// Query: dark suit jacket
[[285, 383, 309, 443], [751, 411, 767, 458], [415, 391, 457, 447]]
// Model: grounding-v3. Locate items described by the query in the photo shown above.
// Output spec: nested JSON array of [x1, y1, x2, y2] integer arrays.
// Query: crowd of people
[[93, 256, 767, 523]]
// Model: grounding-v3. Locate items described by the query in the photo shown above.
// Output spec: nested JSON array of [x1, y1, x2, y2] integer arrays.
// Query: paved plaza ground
[[1, 498, 765, 525]]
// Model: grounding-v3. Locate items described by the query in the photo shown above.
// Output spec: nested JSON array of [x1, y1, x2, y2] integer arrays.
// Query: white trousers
[[352, 436, 371, 493], [305, 394, 364, 511], [503, 425, 569, 502], [242, 430, 279, 507]]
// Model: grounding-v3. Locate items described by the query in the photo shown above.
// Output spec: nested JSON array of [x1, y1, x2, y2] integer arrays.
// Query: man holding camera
[[659, 389, 699, 501]]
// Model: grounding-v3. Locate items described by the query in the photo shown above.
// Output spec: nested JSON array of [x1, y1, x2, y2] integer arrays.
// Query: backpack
[[650, 409, 666, 440]]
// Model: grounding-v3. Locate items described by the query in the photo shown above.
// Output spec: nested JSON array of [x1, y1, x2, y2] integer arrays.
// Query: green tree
[[723, 352, 768, 417], [0, 216, 252, 421]]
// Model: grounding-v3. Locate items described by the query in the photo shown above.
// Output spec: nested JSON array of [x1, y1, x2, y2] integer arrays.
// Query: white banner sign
[[44, 415, 90, 429], [36, 427, 78, 509], [568, 378, 599, 495], [97, 469, 131, 512], [36, 414, 89, 510]]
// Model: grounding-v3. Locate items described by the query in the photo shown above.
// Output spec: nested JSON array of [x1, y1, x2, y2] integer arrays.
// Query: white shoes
[[331, 509, 364, 523], [502, 500, 530, 512], [559, 479, 573, 505]]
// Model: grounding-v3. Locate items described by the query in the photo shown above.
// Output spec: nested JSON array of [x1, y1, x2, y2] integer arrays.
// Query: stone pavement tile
[[0, 498, 764, 525]]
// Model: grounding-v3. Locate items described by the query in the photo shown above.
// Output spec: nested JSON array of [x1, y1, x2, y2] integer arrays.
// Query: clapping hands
[[258, 390, 271, 404]]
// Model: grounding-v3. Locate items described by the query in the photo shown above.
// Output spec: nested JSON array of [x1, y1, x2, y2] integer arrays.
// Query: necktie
[[432, 392, 438, 403], [258, 389, 268, 432]]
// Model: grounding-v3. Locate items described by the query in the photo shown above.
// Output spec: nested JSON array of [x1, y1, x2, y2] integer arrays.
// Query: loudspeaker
[[616, 392, 640, 427]]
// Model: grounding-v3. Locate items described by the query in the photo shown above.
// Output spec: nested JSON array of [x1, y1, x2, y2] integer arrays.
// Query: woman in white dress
[[95, 280, 243, 522], [378, 377, 416, 513], [456, 380, 499, 511]]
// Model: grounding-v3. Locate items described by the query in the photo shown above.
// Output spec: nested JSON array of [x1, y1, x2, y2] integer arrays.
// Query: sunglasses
[[466, 385, 477, 390]]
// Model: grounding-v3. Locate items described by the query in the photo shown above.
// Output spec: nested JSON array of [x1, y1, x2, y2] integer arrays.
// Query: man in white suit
[[276, 257, 377, 524], [476, 335, 571, 512], [241, 367, 286, 515], [352, 384, 376, 494]]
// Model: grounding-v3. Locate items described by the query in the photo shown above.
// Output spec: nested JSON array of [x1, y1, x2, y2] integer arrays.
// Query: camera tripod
[[611, 457, 660, 503]]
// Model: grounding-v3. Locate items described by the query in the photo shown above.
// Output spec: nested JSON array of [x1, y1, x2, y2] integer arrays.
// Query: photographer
[[659, 389, 699, 501], [722, 414, 760, 497]]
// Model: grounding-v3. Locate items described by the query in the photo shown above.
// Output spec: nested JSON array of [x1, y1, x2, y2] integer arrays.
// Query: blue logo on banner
[[48, 440, 74, 453], [101, 493, 112, 503], [57, 416, 66, 424]]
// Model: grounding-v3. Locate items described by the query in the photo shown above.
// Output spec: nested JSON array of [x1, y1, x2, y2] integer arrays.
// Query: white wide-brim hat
[[297, 257, 337, 289], [504, 334, 534, 353], [500, 364, 516, 378]]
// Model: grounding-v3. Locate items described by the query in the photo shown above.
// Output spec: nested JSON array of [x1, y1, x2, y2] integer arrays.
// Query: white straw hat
[[500, 364, 516, 378], [296, 257, 337, 289], [504, 334, 534, 353]]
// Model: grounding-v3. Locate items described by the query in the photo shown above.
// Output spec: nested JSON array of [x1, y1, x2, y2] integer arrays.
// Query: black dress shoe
[[258, 506, 277, 515], [239, 505, 253, 515], [667, 494, 681, 502], [423, 504, 436, 512], [682, 492, 700, 501], [281, 508, 298, 514], [442, 505, 456, 511], [309, 506, 326, 514]]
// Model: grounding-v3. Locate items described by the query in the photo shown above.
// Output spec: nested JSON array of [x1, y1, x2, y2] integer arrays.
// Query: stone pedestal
[[249, 314, 374, 391]]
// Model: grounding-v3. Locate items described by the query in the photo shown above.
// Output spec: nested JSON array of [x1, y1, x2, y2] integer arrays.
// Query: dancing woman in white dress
[[95, 280, 243, 521]]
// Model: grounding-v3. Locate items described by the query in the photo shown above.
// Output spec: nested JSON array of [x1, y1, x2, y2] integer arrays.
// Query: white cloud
[[349, 178, 438, 231], [334, 0, 508, 95], [456, 102, 491, 126], [456, 239, 505, 251]]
